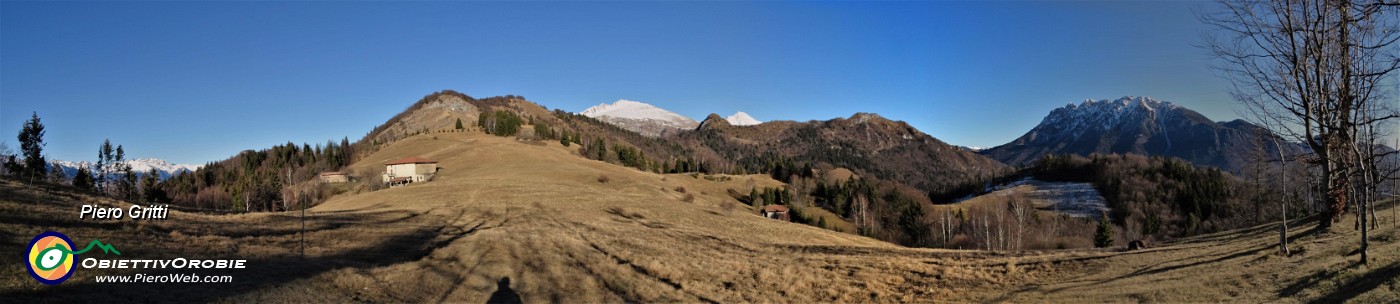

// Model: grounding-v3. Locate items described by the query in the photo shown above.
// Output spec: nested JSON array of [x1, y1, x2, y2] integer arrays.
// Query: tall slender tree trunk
[[1277, 137, 1289, 256]]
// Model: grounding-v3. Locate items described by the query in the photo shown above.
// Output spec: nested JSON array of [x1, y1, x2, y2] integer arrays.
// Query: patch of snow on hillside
[[956, 179, 1109, 218]]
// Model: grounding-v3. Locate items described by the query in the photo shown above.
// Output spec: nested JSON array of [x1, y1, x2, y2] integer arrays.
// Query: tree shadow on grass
[[1293, 261, 1400, 303], [4, 208, 497, 303]]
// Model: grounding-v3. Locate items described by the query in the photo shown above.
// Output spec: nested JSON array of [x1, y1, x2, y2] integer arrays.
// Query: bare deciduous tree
[[1202, 0, 1400, 237], [1203, 0, 1400, 264]]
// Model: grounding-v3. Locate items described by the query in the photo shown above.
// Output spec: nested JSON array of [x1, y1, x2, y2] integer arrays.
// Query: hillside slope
[[305, 131, 1033, 302]]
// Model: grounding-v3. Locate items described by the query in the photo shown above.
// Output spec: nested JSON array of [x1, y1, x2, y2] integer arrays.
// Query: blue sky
[[1, 1, 1234, 165]]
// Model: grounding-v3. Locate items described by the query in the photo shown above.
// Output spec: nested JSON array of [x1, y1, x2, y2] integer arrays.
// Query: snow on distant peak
[[725, 112, 762, 126], [124, 158, 202, 175], [1028, 96, 1191, 141], [581, 99, 697, 124], [581, 99, 700, 137], [50, 158, 201, 180]]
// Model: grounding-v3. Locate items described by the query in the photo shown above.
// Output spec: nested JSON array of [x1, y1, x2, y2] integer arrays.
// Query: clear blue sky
[[1, 1, 1236, 165]]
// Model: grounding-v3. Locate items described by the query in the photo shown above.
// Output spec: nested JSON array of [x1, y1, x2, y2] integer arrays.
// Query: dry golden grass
[[989, 200, 1400, 303], [3, 130, 1397, 303], [824, 167, 858, 184], [798, 205, 857, 233], [935, 183, 1073, 220]]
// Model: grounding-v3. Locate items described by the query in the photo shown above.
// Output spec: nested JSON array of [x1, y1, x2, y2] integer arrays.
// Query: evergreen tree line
[[743, 186, 793, 207], [778, 171, 932, 247], [1031, 153, 1258, 238], [925, 170, 1024, 204], [571, 135, 709, 174], [478, 109, 524, 137], [161, 138, 354, 211], [92, 139, 139, 201], [552, 111, 699, 174]]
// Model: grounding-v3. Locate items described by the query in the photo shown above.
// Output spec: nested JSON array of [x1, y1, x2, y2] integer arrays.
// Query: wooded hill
[[676, 112, 1011, 195], [1029, 153, 1290, 240], [159, 90, 699, 212]]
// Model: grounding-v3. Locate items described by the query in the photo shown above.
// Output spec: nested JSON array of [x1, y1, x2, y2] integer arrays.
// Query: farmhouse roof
[[761, 205, 789, 213], [320, 171, 347, 176], [384, 157, 438, 165]]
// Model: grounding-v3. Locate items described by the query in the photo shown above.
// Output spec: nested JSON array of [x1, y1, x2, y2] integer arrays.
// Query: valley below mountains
[[4, 90, 1397, 302]]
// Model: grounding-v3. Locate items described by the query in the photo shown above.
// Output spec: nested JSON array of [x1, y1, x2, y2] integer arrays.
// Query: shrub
[[597, 175, 611, 183], [673, 186, 687, 193], [703, 175, 732, 182], [680, 193, 695, 203], [720, 201, 737, 214]]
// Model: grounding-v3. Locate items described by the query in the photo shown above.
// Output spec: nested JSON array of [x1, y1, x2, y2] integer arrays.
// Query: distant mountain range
[[580, 100, 762, 136], [574, 96, 1313, 175], [51, 158, 200, 181], [981, 96, 1306, 173]]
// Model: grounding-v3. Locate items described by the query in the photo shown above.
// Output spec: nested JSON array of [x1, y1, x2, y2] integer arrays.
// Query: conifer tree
[[114, 145, 137, 200], [17, 112, 46, 182], [98, 139, 115, 194], [140, 168, 168, 204], [73, 167, 94, 191], [1094, 212, 1115, 248], [47, 160, 66, 184]]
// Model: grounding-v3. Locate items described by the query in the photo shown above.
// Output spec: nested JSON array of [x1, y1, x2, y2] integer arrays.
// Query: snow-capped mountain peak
[[123, 158, 202, 175], [1039, 96, 1180, 135], [581, 100, 699, 137], [51, 158, 201, 181], [725, 112, 762, 126], [581, 100, 696, 123], [983, 95, 1307, 173]]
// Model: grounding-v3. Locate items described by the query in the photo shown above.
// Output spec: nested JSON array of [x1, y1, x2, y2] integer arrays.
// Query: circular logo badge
[[27, 231, 76, 285]]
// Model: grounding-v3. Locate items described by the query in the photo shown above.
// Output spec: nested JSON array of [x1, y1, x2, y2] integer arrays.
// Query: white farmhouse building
[[382, 157, 439, 187]]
